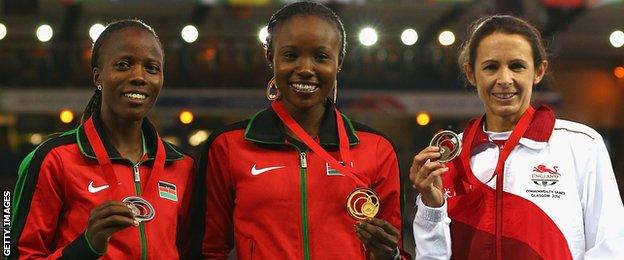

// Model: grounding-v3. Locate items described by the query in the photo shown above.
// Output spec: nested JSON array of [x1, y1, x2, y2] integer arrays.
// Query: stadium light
[[188, 130, 209, 146], [29, 133, 44, 145], [609, 30, 624, 48], [0, 23, 7, 40], [401, 29, 418, 46], [59, 109, 74, 124], [89, 23, 105, 42], [416, 112, 431, 126], [438, 30, 455, 46], [179, 110, 194, 124], [181, 25, 199, 43], [36, 24, 53, 42], [258, 26, 269, 45], [359, 27, 378, 46], [615, 66, 624, 79]]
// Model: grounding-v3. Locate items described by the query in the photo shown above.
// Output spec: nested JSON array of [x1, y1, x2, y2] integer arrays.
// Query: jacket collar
[[471, 105, 556, 150], [76, 115, 184, 162], [244, 101, 359, 146]]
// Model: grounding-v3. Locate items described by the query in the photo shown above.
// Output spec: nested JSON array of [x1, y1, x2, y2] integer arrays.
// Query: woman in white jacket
[[410, 15, 624, 260]]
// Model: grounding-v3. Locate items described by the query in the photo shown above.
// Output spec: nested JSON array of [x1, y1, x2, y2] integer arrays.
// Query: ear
[[92, 67, 101, 87], [533, 60, 548, 85], [463, 62, 476, 86]]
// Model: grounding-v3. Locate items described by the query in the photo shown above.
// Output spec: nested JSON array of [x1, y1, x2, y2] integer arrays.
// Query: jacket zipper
[[298, 151, 310, 260], [244, 138, 312, 260], [133, 164, 148, 260]]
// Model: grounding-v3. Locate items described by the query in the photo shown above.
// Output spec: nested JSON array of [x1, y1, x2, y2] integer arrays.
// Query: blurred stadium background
[[1, 0, 623, 256]]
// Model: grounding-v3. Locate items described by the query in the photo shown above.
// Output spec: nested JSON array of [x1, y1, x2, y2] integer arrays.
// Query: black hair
[[265, 1, 347, 65], [458, 15, 548, 81], [80, 19, 162, 123]]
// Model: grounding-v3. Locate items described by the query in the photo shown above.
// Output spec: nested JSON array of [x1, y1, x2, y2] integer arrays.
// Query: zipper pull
[[133, 165, 140, 182], [299, 152, 307, 169]]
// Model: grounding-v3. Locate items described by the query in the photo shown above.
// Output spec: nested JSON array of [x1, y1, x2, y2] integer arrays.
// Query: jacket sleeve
[[582, 134, 624, 259], [413, 195, 451, 260], [200, 136, 235, 259], [10, 149, 101, 260], [370, 137, 407, 259]]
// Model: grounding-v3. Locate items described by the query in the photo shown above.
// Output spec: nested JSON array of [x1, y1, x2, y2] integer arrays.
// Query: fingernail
[[133, 220, 139, 226]]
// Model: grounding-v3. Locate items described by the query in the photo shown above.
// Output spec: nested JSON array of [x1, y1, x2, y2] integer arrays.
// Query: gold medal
[[430, 130, 462, 163], [346, 188, 380, 220]]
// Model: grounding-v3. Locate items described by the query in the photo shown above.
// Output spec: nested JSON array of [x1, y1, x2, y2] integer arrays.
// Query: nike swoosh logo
[[251, 164, 285, 176], [88, 181, 110, 193]]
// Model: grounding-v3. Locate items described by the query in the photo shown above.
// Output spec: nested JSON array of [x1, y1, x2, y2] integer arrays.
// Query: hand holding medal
[[408, 130, 461, 208]]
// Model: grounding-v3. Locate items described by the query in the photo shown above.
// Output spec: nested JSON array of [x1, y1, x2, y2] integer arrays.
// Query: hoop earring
[[333, 80, 338, 104], [96, 84, 102, 91], [266, 77, 280, 101]]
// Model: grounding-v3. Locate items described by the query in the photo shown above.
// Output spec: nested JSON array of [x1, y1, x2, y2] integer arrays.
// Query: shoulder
[[201, 119, 249, 150], [28, 130, 78, 162], [553, 119, 602, 142], [19, 129, 78, 174]]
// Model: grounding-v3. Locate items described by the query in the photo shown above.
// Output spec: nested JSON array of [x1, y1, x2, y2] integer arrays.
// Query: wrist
[[420, 192, 444, 207], [85, 230, 105, 255]]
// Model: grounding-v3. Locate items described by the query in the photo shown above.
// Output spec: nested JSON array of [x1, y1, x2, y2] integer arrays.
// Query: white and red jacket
[[413, 106, 624, 260]]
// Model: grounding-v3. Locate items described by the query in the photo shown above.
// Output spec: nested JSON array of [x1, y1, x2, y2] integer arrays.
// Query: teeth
[[290, 83, 318, 93], [124, 93, 146, 100], [493, 93, 515, 99]]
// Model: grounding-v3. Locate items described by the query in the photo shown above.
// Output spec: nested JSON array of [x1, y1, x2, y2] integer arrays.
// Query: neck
[[282, 102, 326, 139], [99, 111, 144, 163], [485, 115, 518, 132]]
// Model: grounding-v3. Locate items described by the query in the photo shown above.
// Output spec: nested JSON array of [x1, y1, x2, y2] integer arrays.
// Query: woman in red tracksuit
[[196, 2, 406, 259], [10, 19, 195, 259]]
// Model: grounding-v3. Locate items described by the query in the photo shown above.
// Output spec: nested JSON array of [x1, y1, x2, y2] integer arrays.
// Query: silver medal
[[122, 196, 155, 223], [429, 130, 462, 163]]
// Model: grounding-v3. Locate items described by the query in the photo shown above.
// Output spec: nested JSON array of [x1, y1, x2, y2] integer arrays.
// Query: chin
[[491, 105, 523, 118]]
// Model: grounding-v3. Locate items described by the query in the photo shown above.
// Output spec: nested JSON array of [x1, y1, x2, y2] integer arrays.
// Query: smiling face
[[93, 27, 164, 122], [269, 14, 341, 112], [465, 32, 547, 130]]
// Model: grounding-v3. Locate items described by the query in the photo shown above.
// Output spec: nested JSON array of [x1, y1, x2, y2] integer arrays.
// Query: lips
[[122, 90, 149, 104], [492, 92, 517, 100], [124, 93, 147, 100], [289, 83, 319, 93]]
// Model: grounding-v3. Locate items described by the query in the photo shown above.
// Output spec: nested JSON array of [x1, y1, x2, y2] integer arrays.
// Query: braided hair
[[265, 1, 347, 65], [80, 19, 162, 123]]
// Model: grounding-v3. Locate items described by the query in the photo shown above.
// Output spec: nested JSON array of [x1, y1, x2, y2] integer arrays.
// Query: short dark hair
[[265, 1, 346, 64], [81, 19, 163, 123], [458, 15, 548, 72]]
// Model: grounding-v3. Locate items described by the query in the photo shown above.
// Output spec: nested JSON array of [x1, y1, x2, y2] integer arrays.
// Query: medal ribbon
[[84, 117, 166, 201], [271, 101, 367, 187], [459, 106, 535, 260]]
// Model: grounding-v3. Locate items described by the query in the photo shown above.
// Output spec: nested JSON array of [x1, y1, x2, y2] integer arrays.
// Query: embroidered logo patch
[[531, 164, 560, 187], [326, 162, 353, 176], [158, 181, 178, 201]]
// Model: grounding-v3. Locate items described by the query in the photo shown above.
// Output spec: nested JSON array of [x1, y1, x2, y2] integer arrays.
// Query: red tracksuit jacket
[[196, 103, 405, 259], [10, 117, 195, 259]]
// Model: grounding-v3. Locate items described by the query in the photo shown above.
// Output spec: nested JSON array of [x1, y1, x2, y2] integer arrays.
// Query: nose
[[496, 68, 513, 87], [129, 65, 148, 86], [295, 57, 315, 79]]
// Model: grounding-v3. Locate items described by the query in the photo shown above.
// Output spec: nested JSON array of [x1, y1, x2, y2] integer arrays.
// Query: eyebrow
[[112, 54, 162, 64]]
